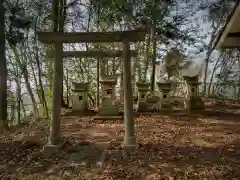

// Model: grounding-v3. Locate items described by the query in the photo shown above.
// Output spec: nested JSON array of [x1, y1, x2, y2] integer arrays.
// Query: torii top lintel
[[37, 29, 147, 43]]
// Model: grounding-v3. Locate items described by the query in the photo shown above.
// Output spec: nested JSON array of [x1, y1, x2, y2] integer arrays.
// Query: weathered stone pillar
[[92, 76, 121, 119], [157, 81, 172, 110], [50, 42, 62, 144], [122, 39, 137, 150], [43, 42, 62, 152], [183, 75, 204, 110], [71, 82, 89, 111], [136, 82, 150, 112]]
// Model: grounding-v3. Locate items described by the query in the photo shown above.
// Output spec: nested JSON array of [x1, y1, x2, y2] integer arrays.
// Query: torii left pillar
[[43, 42, 63, 152]]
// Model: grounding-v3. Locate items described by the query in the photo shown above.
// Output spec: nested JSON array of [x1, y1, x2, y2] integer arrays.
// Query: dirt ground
[[1, 99, 240, 180]]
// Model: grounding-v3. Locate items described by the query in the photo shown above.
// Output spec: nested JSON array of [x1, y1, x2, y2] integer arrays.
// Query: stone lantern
[[71, 82, 89, 111], [100, 76, 117, 105], [136, 82, 149, 112], [157, 81, 172, 110], [93, 76, 121, 119], [183, 75, 204, 110]]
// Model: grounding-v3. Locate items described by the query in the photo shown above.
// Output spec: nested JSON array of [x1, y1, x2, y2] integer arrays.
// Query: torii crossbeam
[[46, 50, 138, 58]]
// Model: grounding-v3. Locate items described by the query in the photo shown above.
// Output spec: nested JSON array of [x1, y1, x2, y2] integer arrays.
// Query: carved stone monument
[[183, 75, 204, 110], [157, 81, 172, 110], [136, 82, 149, 112], [92, 76, 121, 120], [71, 82, 89, 111]]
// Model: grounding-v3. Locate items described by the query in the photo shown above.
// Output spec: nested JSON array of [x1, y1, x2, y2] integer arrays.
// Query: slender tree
[[0, 0, 8, 129]]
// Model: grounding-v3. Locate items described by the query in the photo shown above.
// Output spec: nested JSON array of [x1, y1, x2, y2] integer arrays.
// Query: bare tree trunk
[[96, 59, 100, 108], [137, 59, 142, 82], [150, 22, 157, 91], [16, 77, 21, 125], [21, 97, 26, 117], [120, 66, 124, 102], [33, 23, 49, 117], [100, 60, 106, 77], [28, 56, 40, 101], [10, 104, 15, 125], [212, 54, 232, 94], [236, 51, 240, 99], [0, 0, 8, 130], [22, 67, 39, 120], [203, 24, 221, 94], [65, 68, 69, 106], [143, 32, 151, 82], [59, 0, 68, 108], [12, 47, 39, 121], [20, 45, 42, 109], [208, 51, 224, 95]]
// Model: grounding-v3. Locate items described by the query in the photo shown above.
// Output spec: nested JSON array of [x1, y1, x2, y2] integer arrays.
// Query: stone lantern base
[[136, 82, 150, 112], [183, 76, 205, 111], [98, 106, 120, 116], [136, 101, 149, 112], [189, 96, 205, 110], [157, 81, 172, 111], [92, 98, 122, 120]]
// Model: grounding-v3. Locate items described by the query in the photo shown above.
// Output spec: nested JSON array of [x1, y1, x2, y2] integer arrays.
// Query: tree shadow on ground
[[102, 140, 240, 179], [0, 137, 109, 179]]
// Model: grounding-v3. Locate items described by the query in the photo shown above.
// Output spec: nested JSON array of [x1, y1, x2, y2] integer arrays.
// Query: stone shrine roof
[[72, 82, 89, 91]]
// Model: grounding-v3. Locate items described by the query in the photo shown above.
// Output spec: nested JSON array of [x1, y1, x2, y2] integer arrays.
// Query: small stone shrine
[[71, 82, 89, 111], [183, 75, 204, 110], [37, 104, 45, 117], [157, 81, 172, 110], [136, 82, 150, 112], [93, 76, 121, 120]]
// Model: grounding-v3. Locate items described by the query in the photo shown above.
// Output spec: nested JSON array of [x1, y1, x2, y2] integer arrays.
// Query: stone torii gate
[[38, 29, 146, 151]]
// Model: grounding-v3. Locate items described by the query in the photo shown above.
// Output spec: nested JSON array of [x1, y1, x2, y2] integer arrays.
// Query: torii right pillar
[[122, 39, 136, 151], [183, 75, 205, 111]]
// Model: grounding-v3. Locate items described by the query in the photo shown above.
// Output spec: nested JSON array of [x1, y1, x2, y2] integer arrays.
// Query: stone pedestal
[[37, 104, 45, 117], [71, 82, 89, 111], [157, 82, 172, 110], [43, 144, 60, 153], [183, 76, 204, 110], [136, 82, 150, 112], [92, 76, 121, 120]]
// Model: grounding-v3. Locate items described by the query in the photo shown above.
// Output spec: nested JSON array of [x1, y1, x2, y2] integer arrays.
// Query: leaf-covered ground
[[1, 100, 240, 180]]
